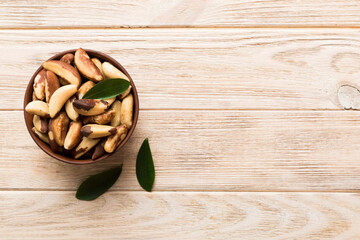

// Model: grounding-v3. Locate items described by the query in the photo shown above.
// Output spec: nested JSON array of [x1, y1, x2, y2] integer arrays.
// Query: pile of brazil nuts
[[25, 48, 134, 160]]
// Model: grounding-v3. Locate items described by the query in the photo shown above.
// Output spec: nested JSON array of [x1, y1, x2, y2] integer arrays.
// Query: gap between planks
[[2, 26, 360, 30], [0, 189, 359, 193]]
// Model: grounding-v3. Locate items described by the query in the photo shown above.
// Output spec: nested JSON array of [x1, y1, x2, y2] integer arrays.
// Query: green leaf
[[76, 165, 122, 201], [136, 138, 155, 192], [82, 78, 130, 100]]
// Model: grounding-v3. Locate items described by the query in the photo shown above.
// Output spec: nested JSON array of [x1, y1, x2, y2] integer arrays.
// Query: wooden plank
[[2, 110, 360, 191], [0, 1, 360, 28], [2, 29, 360, 110], [0, 191, 360, 239]]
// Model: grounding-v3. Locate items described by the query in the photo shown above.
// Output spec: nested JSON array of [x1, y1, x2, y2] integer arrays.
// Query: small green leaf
[[136, 138, 155, 192], [76, 165, 122, 201], [82, 78, 130, 100]]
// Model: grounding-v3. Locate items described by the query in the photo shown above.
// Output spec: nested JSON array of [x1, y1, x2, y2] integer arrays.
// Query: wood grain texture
[[1, 0, 360, 28], [2, 2, 360, 236], [3, 29, 360, 110], [1, 192, 360, 239], [2, 110, 360, 191]]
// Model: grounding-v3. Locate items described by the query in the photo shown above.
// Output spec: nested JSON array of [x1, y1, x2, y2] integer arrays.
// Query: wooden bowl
[[23, 49, 139, 164]]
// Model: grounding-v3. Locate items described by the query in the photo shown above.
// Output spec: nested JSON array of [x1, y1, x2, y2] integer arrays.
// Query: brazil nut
[[32, 127, 50, 144], [102, 61, 131, 99], [73, 137, 100, 159], [92, 140, 106, 159], [50, 112, 69, 146], [25, 100, 49, 118], [65, 96, 79, 121], [77, 81, 95, 99], [91, 58, 105, 78], [120, 94, 133, 129], [80, 124, 116, 138], [42, 60, 81, 87], [48, 85, 77, 118], [33, 115, 48, 133], [110, 100, 121, 127], [82, 109, 115, 125], [33, 69, 46, 100], [60, 53, 74, 65], [74, 48, 103, 82], [64, 121, 82, 150], [73, 99, 109, 116], [104, 125, 128, 153], [48, 119, 60, 152], [45, 70, 60, 103]]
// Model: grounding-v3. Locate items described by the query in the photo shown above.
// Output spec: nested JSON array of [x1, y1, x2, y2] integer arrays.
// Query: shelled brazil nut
[[25, 48, 134, 160]]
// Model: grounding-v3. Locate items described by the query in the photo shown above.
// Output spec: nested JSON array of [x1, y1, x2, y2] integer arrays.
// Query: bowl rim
[[23, 49, 139, 164]]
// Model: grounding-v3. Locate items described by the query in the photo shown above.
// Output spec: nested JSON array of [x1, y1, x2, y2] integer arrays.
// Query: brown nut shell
[[110, 100, 121, 127], [32, 127, 50, 144], [32, 91, 38, 101], [65, 96, 79, 121], [58, 54, 74, 86], [50, 112, 69, 146], [48, 119, 60, 152], [42, 60, 81, 87], [33, 69, 46, 100], [64, 121, 82, 150], [45, 70, 60, 103], [60, 53, 74, 65], [82, 109, 115, 125], [33, 115, 48, 133], [25, 100, 49, 118], [73, 99, 109, 116], [80, 124, 116, 138], [118, 87, 131, 100], [92, 140, 106, 160], [48, 85, 77, 118], [104, 125, 128, 153], [91, 58, 104, 78], [102, 61, 129, 81], [120, 94, 133, 129], [103, 97, 116, 106], [102, 61, 131, 99], [74, 48, 103, 82], [73, 137, 100, 159], [77, 81, 95, 99], [58, 78, 69, 86]]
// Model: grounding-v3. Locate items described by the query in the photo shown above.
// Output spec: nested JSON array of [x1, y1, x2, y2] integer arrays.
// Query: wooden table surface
[[1, 1, 360, 239]]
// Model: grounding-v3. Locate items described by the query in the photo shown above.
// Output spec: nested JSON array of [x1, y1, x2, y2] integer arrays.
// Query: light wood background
[[1, 1, 360, 239]]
